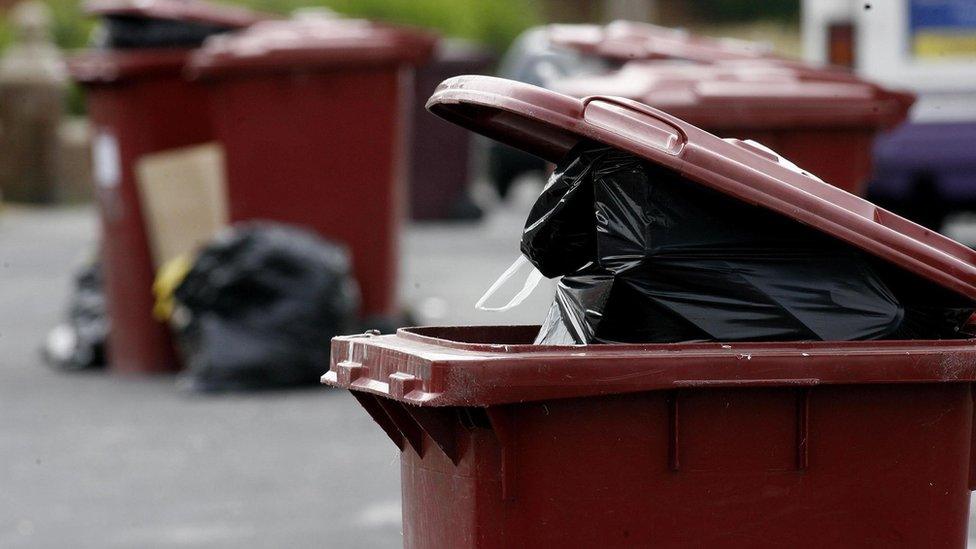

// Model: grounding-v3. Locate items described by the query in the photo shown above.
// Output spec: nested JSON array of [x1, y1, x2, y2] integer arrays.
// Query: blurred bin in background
[[324, 77, 976, 548], [188, 19, 436, 327], [547, 20, 774, 64], [552, 62, 914, 195], [546, 20, 864, 82], [409, 39, 494, 221], [68, 0, 266, 374], [488, 21, 866, 198], [489, 25, 614, 198]]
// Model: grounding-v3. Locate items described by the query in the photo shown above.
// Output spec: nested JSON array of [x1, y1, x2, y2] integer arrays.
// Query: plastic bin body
[[325, 76, 976, 548], [328, 326, 976, 548], [70, 51, 213, 374], [190, 20, 436, 320], [409, 42, 494, 220], [206, 68, 407, 318]]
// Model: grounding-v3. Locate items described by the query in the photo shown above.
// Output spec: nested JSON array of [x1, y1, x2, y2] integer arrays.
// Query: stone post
[[0, 1, 68, 203]]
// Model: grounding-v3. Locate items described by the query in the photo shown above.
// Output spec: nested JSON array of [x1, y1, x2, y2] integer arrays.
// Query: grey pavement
[[1, 189, 976, 548], [0, 181, 548, 549]]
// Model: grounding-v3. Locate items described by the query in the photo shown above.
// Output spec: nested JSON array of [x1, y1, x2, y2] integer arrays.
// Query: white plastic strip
[[475, 255, 545, 312]]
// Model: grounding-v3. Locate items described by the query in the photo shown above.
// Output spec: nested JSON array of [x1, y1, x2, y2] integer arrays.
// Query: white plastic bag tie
[[475, 255, 545, 312]]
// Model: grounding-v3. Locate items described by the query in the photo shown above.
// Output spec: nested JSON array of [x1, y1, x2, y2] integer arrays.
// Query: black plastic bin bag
[[173, 222, 359, 391], [43, 260, 109, 370], [525, 143, 974, 344]]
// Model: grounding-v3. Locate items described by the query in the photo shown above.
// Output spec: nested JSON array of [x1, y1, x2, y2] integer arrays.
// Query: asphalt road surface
[[1, 195, 975, 548]]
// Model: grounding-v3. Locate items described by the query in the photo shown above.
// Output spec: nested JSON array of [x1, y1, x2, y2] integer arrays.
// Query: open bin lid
[[84, 0, 272, 28], [426, 75, 976, 302], [187, 18, 437, 78], [550, 63, 915, 130], [547, 20, 773, 63]]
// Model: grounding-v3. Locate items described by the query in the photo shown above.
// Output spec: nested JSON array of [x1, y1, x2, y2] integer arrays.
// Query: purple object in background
[[409, 40, 495, 221], [868, 121, 976, 230]]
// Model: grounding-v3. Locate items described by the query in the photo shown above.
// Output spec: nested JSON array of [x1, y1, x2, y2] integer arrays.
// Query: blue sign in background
[[911, 0, 976, 31]]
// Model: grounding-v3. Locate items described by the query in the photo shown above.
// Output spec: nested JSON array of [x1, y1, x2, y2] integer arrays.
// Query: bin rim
[[84, 0, 273, 28], [323, 326, 976, 406], [67, 49, 192, 83], [426, 75, 976, 302], [187, 18, 437, 79]]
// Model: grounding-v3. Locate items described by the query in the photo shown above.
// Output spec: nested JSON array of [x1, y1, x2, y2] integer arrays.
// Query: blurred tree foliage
[[687, 0, 799, 23], [0, 0, 538, 114], [0, 19, 12, 51], [47, 0, 96, 49], [0, 0, 94, 50], [0, 0, 539, 53], [0, 0, 93, 114], [243, 0, 541, 52]]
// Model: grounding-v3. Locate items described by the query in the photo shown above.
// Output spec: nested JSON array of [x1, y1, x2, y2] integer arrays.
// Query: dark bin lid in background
[[71, 0, 274, 80], [68, 49, 192, 83], [426, 76, 976, 301], [85, 0, 272, 28], [187, 18, 437, 78], [551, 64, 915, 130]]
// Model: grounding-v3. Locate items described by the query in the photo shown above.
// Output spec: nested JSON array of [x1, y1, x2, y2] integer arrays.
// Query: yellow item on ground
[[153, 255, 193, 321]]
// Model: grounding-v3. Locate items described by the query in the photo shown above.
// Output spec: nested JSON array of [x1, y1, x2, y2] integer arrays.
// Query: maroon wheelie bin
[[552, 63, 914, 195], [324, 76, 976, 548], [68, 0, 268, 375], [188, 19, 436, 327]]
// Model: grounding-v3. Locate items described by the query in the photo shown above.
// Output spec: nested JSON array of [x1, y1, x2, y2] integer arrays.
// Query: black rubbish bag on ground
[[43, 260, 109, 370], [525, 143, 975, 345], [173, 222, 360, 392]]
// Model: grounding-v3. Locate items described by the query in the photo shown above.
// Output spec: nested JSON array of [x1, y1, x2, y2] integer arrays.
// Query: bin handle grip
[[581, 95, 688, 156]]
